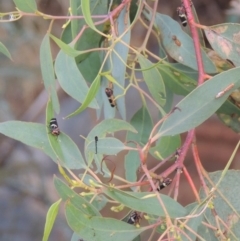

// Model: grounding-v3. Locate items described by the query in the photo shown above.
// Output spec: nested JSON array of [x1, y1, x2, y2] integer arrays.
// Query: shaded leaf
[[138, 55, 166, 106], [199, 170, 240, 240], [150, 135, 181, 160], [66, 202, 146, 241], [159, 63, 197, 96], [40, 34, 60, 114], [103, 188, 187, 218], [46, 100, 86, 169], [125, 106, 153, 184], [54, 177, 100, 216]]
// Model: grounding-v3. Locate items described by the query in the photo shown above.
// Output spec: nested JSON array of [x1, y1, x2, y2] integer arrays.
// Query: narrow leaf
[[13, 0, 37, 13], [55, 50, 98, 109], [50, 34, 83, 58], [65, 75, 100, 118], [103, 188, 187, 218], [138, 55, 166, 106], [0, 42, 12, 60], [40, 34, 60, 114], [42, 199, 61, 241], [125, 106, 153, 184], [81, 0, 98, 31]]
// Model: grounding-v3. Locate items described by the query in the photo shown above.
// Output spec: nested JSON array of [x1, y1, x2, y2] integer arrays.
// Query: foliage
[[0, 0, 240, 240]]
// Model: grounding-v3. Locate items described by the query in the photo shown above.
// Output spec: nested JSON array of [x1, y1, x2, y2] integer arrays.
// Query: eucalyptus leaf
[[42, 199, 61, 241], [0, 42, 12, 60], [40, 34, 60, 114], [159, 67, 240, 136], [66, 202, 146, 241], [13, 0, 37, 13]]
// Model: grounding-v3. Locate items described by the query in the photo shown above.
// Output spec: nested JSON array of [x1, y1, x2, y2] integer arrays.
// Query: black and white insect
[[177, 6, 187, 27], [127, 211, 141, 225], [157, 178, 172, 191], [105, 87, 116, 107], [49, 118, 60, 136], [95, 136, 98, 154]]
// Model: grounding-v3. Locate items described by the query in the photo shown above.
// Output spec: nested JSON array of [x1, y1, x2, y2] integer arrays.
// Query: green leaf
[[50, 34, 83, 58], [54, 177, 100, 216], [70, 0, 108, 62], [138, 55, 166, 106], [86, 137, 126, 155], [0, 121, 57, 161], [109, 5, 131, 120], [42, 199, 61, 241], [159, 63, 197, 96], [200, 170, 240, 239], [65, 75, 100, 118], [55, 50, 98, 109], [159, 67, 240, 136], [125, 106, 153, 184], [40, 34, 60, 114], [46, 100, 86, 169], [150, 135, 181, 160], [0, 42, 12, 60], [65, 202, 146, 241], [179, 202, 204, 241], [13, 0, 37, 13], [103, 188, 187, 218], [77, 51, 101, 83], [143, 8, 217, 73], [81, 0, 98, 31], [205, 23, 240, 67], [86, 119, 137, 145]]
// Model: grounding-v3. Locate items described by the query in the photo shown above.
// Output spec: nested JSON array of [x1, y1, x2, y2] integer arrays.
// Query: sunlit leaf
[[65, 75, 100, 118], [13, 0, 37, 13], [159, 67, 240, 136], [42, 199, 61, 241]]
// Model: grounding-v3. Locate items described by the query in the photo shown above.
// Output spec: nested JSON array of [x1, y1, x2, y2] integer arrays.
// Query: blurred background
[[0, 0, 239, 240]]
